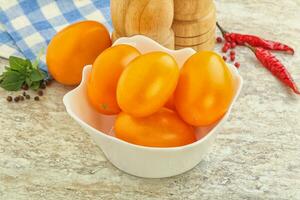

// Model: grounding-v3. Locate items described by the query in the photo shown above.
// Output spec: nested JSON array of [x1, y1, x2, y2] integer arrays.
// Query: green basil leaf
[[41, 70, 47, 78], [0, 71, 25, 91], [9, 56, 27, 74], [30, 81, 40, 91], [25, 77, 32, 87], [32, 59, 39, 70], [30, 69, 45, 82], [26, 59, 33, 70]]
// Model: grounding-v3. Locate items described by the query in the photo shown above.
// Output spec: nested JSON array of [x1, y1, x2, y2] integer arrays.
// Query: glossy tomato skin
[[47, 21, 111, 85], [114, 108, 196, 147], [87, 45, 141, 115], [117, 52, 179, 117], [165, 94, 176, 110], [175, 51, 235, 126]]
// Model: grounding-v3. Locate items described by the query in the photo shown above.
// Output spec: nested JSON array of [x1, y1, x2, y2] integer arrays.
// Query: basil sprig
[[0, 55, 47, 91]]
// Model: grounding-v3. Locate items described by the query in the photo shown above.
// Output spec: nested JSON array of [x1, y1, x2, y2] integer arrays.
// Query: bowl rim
[[63, 35, 244, 152]]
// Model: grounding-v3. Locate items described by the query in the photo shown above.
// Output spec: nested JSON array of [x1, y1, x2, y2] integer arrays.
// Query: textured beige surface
[[1, 0, 300, 199]]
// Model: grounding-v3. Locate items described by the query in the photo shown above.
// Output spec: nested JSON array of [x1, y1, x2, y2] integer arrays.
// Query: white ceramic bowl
[[63, 35, 243, 178]]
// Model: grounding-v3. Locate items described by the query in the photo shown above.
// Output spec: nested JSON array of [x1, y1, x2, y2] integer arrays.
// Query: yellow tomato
[[175, 51, 235, 126], [114, 108, 196, 147], [165, 94, 176, 110], [47, 21, 111, 85], [117, 52, 179, 117], [87, 45, 141, 115]]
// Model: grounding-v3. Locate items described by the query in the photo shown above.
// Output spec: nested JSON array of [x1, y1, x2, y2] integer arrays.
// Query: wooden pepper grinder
[[110, 0, 175, 49], [173, 0, 216, 51]]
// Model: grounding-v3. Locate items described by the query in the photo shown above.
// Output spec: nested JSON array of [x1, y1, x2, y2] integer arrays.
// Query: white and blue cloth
[[0, 0, 112, 71]]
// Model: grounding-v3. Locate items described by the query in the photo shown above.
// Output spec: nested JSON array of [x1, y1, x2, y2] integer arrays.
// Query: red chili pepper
[[246, 44, 299, 94], [217, 22, 294, 55]]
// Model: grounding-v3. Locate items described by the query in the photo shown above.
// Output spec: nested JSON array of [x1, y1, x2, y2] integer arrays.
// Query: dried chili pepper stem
[[216, 22, 294, 55], [245, 43, 300, 95], [244, 43, 256, 53], [216, 22, 227, 36]]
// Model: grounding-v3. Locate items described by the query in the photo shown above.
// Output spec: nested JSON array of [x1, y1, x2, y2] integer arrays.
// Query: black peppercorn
[[22, 91, 27, 96], [37, 90, 43, 96], [25, 95, 30, 99], [40, 83, 46, 89], [19, 96, 24, 101], [45, 79, 52, 86], [22, 84, 29, 90], [34, 96, 39, 101], [6, 96, 13, 102], [14, 96, 20, 102]]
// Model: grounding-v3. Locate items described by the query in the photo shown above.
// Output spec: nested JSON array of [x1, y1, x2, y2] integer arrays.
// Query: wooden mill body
[[110, 0, 216, 51]]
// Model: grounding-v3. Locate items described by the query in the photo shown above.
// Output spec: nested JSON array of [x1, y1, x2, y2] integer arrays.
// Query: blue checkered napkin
[[0, 0, 112, 71], [0, 22, 23, 58]]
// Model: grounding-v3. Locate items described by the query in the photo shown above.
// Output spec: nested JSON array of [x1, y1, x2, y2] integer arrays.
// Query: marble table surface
[[0, 0, 300, 199]]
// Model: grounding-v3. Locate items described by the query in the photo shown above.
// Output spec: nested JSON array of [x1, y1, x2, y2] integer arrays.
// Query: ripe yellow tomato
[[87, 45, 141, 115], [165, 94, 176, 110], [47, 21, 111, 85], [175, 51, 235, 126], [117, 52, 179, 117], [114, 108, 196, 147]]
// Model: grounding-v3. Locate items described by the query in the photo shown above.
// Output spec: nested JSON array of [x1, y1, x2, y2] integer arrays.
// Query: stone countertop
[[0, 0, 300, 199]]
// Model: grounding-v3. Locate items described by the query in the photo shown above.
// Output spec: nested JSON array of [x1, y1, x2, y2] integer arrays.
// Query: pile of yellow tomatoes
[[87, 44, 235, 148]]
